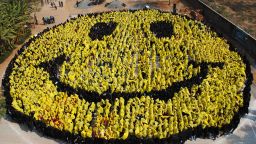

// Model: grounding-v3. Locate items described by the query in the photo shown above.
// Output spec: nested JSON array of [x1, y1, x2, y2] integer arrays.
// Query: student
[[34, 13, 38, 25], [52, 16, 55, 23], [76, 1, 79, 7], [42, 17, 45, 25], [173, 4, 177, 14], [50, 16, 55, 23]]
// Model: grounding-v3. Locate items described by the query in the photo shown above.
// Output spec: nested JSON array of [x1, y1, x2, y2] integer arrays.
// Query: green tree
[[0, 0, 32, 59]]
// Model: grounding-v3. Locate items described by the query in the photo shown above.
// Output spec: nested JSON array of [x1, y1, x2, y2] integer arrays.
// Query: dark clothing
[[76, 1, 79, 7], [173, 4, 177, 14]]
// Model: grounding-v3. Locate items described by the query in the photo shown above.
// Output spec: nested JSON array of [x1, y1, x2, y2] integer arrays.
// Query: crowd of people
[[50, 1, 64, 9], [42, 16, 55, 24], [5, 10, 250, 143], [34, 1, 64, 25]]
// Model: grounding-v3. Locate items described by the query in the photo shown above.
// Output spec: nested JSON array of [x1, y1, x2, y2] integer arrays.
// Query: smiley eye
[[150, 21, 173, 38], [89, 22, 117, 40]]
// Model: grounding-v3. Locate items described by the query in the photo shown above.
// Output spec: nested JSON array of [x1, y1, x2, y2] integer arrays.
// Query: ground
[[201, 0, 256, 38], [0, 0, 255, 143]]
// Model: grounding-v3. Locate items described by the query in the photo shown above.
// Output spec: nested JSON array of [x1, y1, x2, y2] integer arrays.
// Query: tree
[[0, 0, 32, 56]]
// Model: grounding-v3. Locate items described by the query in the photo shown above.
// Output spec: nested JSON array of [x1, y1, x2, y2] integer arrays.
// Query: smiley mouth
[[38, 55, 224, 102]]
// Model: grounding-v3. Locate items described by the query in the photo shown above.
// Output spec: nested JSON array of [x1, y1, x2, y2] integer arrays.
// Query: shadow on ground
[[225, 118, 256, 144], [0, 116, 63, 144]]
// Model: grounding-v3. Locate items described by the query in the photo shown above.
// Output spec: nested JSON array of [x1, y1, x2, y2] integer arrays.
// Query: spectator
[[50, 16, 55, 23], [34, 13, 38, 25], [173, 4, 177, 14], [76, 1, 79, 7], [42, 17, 45, 25]]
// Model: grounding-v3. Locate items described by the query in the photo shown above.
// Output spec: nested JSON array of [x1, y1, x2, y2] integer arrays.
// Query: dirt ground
[[201, 0, 256, 38]]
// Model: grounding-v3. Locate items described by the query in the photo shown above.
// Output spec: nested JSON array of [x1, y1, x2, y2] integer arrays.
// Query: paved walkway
[[0, 0, 255, 144]]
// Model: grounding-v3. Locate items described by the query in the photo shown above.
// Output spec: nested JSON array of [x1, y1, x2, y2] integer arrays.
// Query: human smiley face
[[4, 10, 252, 143]]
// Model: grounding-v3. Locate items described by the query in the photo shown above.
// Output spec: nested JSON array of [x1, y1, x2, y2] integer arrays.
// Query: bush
[[0, 50, 12, 64], [16, 28, 32, 45]]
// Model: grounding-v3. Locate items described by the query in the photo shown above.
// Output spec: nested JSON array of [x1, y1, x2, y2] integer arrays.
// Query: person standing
[[76, 1, 79, 7], [42, 17, 45, 25], [34, 13, 38, 25], [54, 2, 57, 10], [173, 4, 177, 14]]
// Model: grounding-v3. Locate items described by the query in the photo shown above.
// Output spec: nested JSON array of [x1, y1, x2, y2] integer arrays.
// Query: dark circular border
[[2, 9, 253, 144]]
